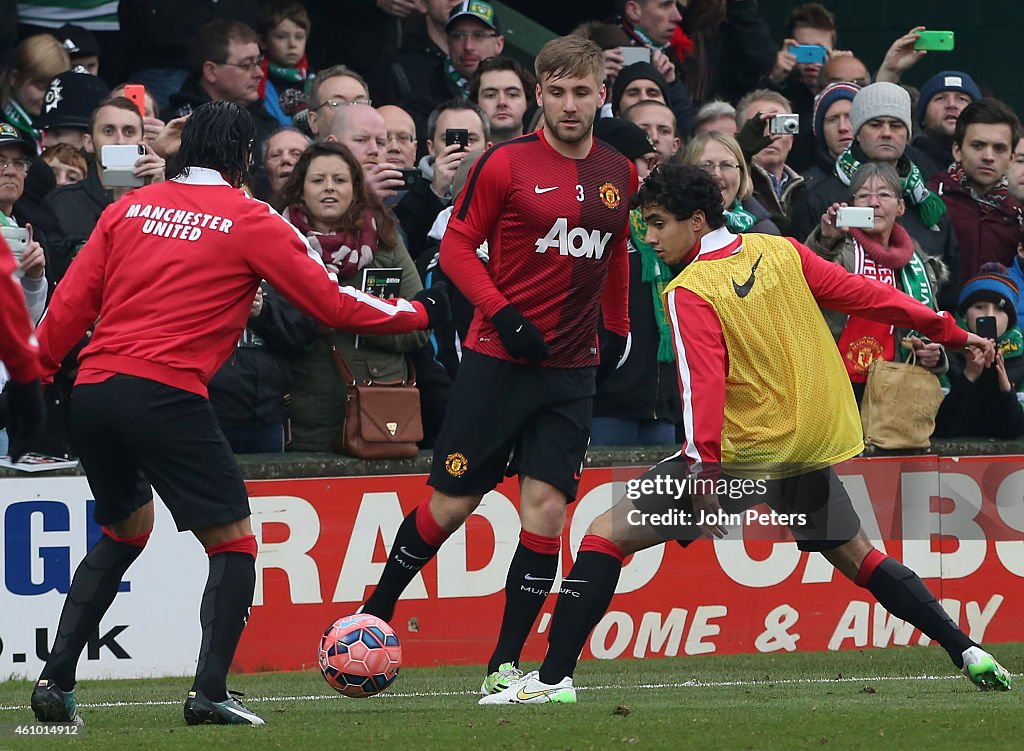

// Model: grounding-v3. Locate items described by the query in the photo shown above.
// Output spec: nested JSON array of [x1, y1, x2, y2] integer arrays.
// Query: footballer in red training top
[[444, 126, 635, 365]]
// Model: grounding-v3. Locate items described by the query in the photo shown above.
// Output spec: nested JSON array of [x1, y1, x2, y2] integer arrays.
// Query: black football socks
[[191, 537, 257, 702], [39, 529, 148, 691], [487, 530, 561, 674], [856, 549, 975, 668], [538, 535, 625, 685], [363, 501, 451, 623]]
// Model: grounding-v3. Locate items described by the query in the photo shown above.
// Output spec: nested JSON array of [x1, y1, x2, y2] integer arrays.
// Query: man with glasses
[[394, 98, 492, 260], [168, 20, 279, 157], [378, 105, 419, 168], [307, 65, 372, 143], [384, 1, 501, 155], [0, 124, 46, 325]]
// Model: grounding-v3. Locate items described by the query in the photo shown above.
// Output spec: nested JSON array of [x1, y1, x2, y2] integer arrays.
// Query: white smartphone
[[618, 45, 653, 66], [836, 206, 875, 228], [101, 144, 146, 188], [1, 225, 29, 262]]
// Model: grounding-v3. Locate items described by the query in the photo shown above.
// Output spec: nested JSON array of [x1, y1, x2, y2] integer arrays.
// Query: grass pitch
[[1, 644, 1020, 751]]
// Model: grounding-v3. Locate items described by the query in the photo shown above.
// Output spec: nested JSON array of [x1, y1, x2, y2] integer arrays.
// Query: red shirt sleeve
[[667, 286, 727, 478], [439, 150, 510, 319], [790, 237, 968, 348], [0, 236, 42, 382], [246, 207, 429, 334]]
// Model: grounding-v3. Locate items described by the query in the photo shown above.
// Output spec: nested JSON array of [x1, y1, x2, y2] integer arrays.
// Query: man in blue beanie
[[915, 70, 982, 176]]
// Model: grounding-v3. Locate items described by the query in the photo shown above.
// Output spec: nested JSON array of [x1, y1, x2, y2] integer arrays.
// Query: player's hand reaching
[[692, 491, 726, 539], [5, 378, 46, 462], [413, 282, 451, 329], [492, 304, 549, 362]]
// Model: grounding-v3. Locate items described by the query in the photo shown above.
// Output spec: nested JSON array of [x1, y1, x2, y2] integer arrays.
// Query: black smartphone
[[976, 315, 998, 340], [398, 168, 419, 188], [445, 128, 469, 151]]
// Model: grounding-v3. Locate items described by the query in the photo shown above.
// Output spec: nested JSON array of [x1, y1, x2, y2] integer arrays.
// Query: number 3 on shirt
[[576, 184, 585, 202]]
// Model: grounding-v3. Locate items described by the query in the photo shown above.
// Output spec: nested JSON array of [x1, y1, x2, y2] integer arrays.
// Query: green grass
[[2, 645, 1021, 751]]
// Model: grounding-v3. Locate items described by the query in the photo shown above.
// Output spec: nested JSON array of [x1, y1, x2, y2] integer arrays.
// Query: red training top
[[37, 168, 428, 397], [441, 129, 635, 367]]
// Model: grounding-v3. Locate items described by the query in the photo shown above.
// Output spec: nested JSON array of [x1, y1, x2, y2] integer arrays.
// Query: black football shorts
[[69, 374, 251, 531], [627, 458, 862, 552], [429, 350, 594, 501]]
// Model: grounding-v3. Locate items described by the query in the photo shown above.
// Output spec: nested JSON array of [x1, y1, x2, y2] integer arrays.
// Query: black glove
[[5, 378, 45, 462], [413, 281, 451, 329], [492, 304, 549, 362], [597, 332, 628, 385], [735, 110, 773, 163]]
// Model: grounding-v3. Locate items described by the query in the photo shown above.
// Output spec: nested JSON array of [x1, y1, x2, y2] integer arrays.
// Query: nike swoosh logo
[[732, 253, 764, 298], [517, 687, 558, 701], [523, 574, 588, 583], [399, 546, 429, 561], [534, 185, 558, 194]]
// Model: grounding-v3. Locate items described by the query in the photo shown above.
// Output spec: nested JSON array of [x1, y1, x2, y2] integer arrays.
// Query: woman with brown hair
[[280, 141, 428, 451]]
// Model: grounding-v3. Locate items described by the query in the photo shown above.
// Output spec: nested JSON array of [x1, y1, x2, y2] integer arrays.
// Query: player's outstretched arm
[[250, 211, 439, 335], [791, 238, 968, 349]]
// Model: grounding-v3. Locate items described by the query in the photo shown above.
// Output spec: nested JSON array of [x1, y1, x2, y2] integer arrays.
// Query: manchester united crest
[[598, 182, 620, 209], [445, 452, 469, 477], [845, 336, 885, 374]]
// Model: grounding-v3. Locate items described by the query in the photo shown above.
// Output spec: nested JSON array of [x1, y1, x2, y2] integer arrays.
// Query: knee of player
[[586, 509, 617, 541]]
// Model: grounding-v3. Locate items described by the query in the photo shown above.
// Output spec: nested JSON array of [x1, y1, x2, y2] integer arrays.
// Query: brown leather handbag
[[327, 336, 423, 459]]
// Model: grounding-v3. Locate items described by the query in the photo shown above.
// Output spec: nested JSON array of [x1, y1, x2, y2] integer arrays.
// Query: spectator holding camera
[[735, 89, 805, 233], [43, 96, 165, 285], [790, 82, 959, 307], [761, 3, 845, 172], [0, 124, 47, 324], [393, 98, 490, 260], [934, 266, 1024, 439], [806, 161, 948, 400], [280, 142, 428, 451], [927, 99, 1023, 283]]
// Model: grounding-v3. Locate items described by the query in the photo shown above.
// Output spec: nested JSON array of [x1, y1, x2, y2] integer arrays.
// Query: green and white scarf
[[835, 145, 947, 230], [724, 198, 757, 233], [444, 59, 469, 97], [629, 209, 675, 363], [3, 98, 40, 145]]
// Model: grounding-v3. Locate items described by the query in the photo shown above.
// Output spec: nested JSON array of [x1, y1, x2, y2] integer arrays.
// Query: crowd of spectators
[[3, 0, 1024, 458]]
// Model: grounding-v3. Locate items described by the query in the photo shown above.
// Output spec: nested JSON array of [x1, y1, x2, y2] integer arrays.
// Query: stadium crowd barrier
[[3, 441, 1023, 680]]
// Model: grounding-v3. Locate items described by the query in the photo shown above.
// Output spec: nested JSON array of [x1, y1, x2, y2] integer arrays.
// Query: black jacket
[[382, 23, 461, 155], [394, 175, 444, 261], [207, 285, 314, 431], [41, 160, 111, 286], [594, 249, 681, 425], [680, 0, 776, 105], [117, 0, 260, 71], [912, 134, 954, 180], [934, 352, 1024, 439]]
